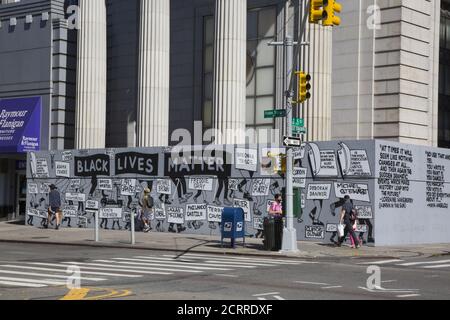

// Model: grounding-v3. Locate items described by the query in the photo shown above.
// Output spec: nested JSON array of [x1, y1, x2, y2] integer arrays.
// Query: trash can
[[263, 217, 275, 251], [273, 217, 284, 251], [221, 207, 245, 248], [263, 216, 284, 251]]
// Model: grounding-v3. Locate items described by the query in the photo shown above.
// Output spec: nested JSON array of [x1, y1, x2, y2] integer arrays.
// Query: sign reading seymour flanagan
[[0, 97, 41, 153]]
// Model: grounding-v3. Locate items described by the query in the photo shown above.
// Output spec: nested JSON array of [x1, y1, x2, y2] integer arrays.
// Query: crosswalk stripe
[[0, 276, 65, 286], [357, 259, 403, 265], [398, 260, 450, 267], [168, 254, 306, 264], [0, 270, 106, 282], [62, 262, 173, 275], [94, 260, 203, 273], [130, 257, 256, 269], [1, 265, 142, 278], [422, 264, 450, 269], [0, 280, 46, 288], [28, 263, 148, 277], [132, 256, 273, 267], [108, 258, 233, 271]]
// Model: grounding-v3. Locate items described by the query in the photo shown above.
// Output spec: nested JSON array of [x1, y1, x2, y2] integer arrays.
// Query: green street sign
[[293, 118, 304, 127], [264, 109, 287, 119], [293, 127, 307, 134]]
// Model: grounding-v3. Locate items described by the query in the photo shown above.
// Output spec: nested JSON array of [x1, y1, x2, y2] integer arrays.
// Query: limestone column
[[212, 0, 247, 145], [137, 0, 170, 147], [299, 4, 332, 141], [75, 0, 107, 149]]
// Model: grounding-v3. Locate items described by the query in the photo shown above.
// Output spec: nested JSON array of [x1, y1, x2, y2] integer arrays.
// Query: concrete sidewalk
[[0, 222, 449, 260]]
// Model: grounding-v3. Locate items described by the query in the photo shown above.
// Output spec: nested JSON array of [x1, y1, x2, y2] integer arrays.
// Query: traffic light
[[309, 0, 324, 24], [323, 0, 342, 26], [295, 71, 311, 103]]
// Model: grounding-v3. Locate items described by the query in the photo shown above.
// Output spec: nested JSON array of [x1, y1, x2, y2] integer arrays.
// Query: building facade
[[0, 0, 449, 220]]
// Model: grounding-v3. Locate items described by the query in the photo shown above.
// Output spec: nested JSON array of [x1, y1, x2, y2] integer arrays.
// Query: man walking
[[337, 195, 359, 248], [47, 184, 62, 230]]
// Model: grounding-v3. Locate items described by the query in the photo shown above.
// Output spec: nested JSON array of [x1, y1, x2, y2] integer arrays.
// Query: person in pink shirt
[[269, 194, 283, 218]]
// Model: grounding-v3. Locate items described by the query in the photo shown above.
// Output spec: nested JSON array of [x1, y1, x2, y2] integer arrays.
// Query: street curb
[[0, 238, 316, 260], [0, 238, 421, 261]]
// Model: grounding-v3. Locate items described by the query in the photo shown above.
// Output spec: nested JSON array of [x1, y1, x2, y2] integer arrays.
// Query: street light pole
[[281, 35, 299, 253], [269, 36, 299, 253]]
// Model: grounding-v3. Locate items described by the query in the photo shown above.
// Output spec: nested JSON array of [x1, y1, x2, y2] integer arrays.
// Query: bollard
[[95, 211, 99, 242], [130, 211, 135, 245]]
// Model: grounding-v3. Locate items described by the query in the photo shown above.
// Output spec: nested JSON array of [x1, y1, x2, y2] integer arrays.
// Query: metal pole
[[130, 210, 135, 245], [95, 211, 99, 242], [281, 35, 299, 253]]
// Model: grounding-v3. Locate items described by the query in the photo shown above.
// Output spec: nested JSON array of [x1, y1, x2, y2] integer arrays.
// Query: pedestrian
[[268, 194, 283, 218], [337, 195, 360, 248], [47, 184, 62, 230], [141, 188, 154, 233]]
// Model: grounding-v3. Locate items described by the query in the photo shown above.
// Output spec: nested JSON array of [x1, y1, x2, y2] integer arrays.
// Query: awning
[[0, 97, 41, 153]]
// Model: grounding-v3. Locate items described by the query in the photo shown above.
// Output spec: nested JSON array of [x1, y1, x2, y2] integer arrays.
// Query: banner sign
[[0, 97, 41, 153]]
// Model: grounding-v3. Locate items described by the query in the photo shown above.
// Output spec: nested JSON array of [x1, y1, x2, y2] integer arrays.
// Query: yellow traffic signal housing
[[295, 71, 311, 104], [323, 0, 342, 27], [310, 0, 324, 24]]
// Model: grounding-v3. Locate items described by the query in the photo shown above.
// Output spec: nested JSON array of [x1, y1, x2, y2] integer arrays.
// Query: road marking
[[2, 264, 142, 278], [257, 298, 267, 300], [61, 288, 91, 300], [214, 274, 238, 278], [422, 264, 450, 269], [357, 259, 403, 265], [130, 257, 256, 269], [60, 287, 133, 300], [112, 258, 234, 270], [140, 256, 275, 267], [28, 263, 145, 277], [63, 262, 173, 275], [94, 260, 203, 273], [171, 255, 305, 265], [0, 280, 46, 288], [82, 288, 132, 300], [321, 286, 343, 289], [253, 292, 280, 297], [294, 281, 330, 286], [398, 260, 450, 266], [170, 254, 307, 264], [381, 280, 397, 283], [0, 276, 65, 286], [396, 294, 421, 298], [0, 270, 106, 282], [273, 296, 285, 300], [358, 286, 419, 294]]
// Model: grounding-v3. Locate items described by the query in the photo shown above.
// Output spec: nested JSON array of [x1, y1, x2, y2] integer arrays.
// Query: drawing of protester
[[160, 177, 193, 204], [213, 176, 232, 206], [168, 223, 186, 233], [308, 199, 324, 226]]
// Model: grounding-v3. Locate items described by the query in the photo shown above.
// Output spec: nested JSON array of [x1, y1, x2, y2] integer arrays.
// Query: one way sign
[[283, 136, 301, 147]]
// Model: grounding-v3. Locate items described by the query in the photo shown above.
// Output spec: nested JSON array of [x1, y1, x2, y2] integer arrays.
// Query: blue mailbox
[[221, 207, 245, 248]]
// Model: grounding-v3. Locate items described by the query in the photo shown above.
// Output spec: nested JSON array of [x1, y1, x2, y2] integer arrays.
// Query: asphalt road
[[0, 242, 449, 300]]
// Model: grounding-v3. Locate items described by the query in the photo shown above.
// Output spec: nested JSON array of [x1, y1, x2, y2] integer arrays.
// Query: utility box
[[221, 207, 245, 248]]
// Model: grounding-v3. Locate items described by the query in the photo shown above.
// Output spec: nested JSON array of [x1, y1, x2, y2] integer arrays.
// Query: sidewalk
[[0, 222, 449, 260]]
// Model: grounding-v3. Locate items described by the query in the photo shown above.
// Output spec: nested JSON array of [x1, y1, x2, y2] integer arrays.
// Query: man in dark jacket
[[48, 184, 62, 230], [337, 195, 359, 248]]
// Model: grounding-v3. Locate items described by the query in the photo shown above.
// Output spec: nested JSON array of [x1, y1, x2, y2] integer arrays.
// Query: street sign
[[264, 109, 286, 119], [283, 136, 302, 147], [293, 118, 304, 127], [293, 127, 307, 134]]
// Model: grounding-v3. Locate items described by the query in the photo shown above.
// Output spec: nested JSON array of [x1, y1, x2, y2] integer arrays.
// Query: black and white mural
[[25, 141, 385, 244]]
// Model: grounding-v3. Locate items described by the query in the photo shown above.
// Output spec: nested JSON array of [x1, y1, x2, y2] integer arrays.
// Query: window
[[438, 11, 450, 148], [202, 7, 277, 133]]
